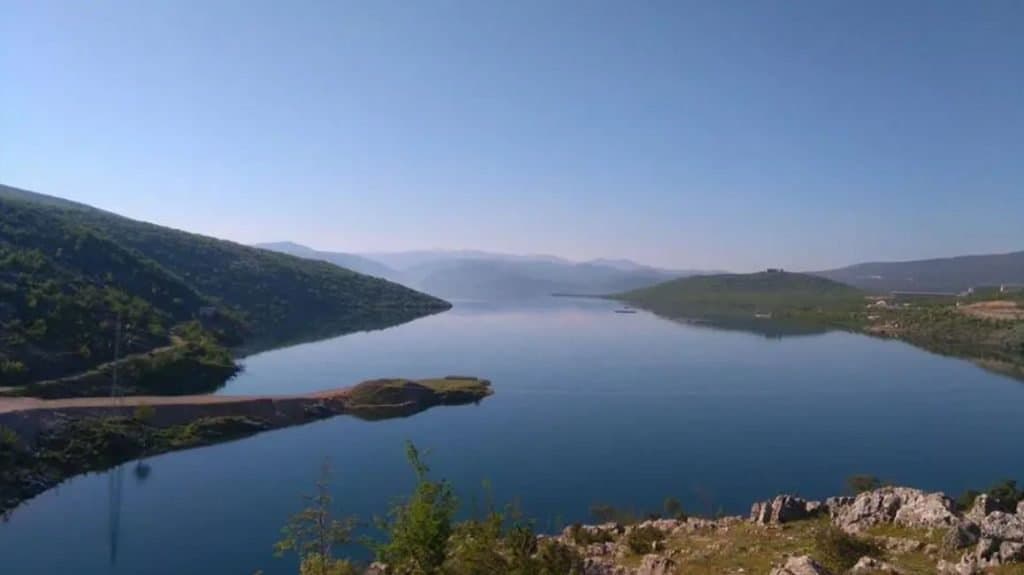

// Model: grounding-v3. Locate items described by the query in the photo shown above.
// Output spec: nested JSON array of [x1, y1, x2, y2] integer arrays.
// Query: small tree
[[663, 497, 685, 520], [375, 442, 458, 575], [276, 460, 358, 575], [846, 474, 882, 494]]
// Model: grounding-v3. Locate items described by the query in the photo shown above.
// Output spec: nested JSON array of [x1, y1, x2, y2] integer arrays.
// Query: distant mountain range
[[257, 243, 710, 300], [813, 251, 1024, 294]]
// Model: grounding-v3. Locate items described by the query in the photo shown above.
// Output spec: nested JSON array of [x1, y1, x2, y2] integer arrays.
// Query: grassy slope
[[618, 271, 865, 323], [0, 184, 450, 388]]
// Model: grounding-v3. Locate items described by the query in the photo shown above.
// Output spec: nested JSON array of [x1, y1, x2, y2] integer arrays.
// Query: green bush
[[847, 474, 882, 494], [375, 442, 458, 574], [567, 523, 614, 546], [814, 525, 881, 573], [625, 525, 664, 554]]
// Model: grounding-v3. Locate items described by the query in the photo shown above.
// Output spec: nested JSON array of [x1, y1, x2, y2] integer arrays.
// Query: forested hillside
[[0, 185, 449, 388]]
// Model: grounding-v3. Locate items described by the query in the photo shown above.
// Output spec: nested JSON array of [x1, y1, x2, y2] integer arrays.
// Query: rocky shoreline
[[523, 486, 1024, 575]]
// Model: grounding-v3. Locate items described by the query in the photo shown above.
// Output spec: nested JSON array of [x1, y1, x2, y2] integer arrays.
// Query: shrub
[[847, 474, 882, 494], [956, 489, 981, 512], [375, 442, 457, 574], [133, 404, 156, 423], [567, 524, 614, 546], [625, 525, 664, 554], [589, 503, 638, 525], [663, 497, 686, 520], [531, 539, 584, 575], [814, 525, 881, 573], [986, 479, 1023, 509]]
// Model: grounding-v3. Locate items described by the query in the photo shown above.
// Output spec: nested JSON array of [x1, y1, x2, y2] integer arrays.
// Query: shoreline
[[0, 377, 492, 515]]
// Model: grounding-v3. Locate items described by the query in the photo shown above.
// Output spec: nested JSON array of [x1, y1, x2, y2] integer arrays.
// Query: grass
[[346, 377, 492, 408]]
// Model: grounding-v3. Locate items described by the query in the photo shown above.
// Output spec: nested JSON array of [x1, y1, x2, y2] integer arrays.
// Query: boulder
[[825, 496, 855, 517], [832, 487, 957, 532], [964, 538, 1024, 569], [1018, 500, 1024, 517], [769, 555, 834, 575], [750, 495, 820, 524], [364, 563, 389, 575], [582, 556, 630, 575], [636, 554, 675, 575], [850, 556, 902, 574], [966, 494, 1002, 522], [979, 511, 1024, 542], [943, 521, 981, 550], [936, 558, 979, 575]]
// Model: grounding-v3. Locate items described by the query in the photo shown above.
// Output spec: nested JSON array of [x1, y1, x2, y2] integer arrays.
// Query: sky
[[2, 1, 1022, 271]]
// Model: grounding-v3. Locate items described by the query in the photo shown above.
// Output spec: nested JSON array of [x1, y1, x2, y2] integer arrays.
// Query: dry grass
[[960, 300, 1024, 321]]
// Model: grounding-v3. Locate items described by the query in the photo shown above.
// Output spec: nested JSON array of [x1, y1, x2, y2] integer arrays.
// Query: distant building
[[765, 268, 784, 273], [1000, 284, 1024, 294]]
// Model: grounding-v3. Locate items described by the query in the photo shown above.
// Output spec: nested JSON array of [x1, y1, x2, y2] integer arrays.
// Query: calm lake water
[[3, 298, 1023, 574]]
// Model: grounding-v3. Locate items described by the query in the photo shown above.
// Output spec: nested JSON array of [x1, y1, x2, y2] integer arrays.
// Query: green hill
[[0, 184, 449, 389], [617, 270, 864, 320]]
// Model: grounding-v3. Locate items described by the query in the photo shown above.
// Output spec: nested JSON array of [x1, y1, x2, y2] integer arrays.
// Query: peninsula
[[0, 376, 493, 515]]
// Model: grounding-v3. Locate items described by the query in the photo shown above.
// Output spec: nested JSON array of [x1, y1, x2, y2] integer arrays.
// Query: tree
[[275, 460, 357, 575], [375, 442, 458, 575], [846, 474, 882, 494]]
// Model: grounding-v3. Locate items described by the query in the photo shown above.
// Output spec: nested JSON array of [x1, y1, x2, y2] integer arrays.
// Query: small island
[[0, 376, 493, 515]]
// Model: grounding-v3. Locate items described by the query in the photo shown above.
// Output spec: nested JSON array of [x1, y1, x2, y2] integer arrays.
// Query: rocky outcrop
[[750, 495, 822, 524], [966, 494, 1002, 522], [832, 487, 958, 532], [938, 508, 1024, 573], [636, 554, 675, 575], [850, 556, 902, 574], [769, 555, 833, 575]]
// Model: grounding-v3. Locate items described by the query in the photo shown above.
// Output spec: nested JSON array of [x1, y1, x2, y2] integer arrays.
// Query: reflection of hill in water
[[236, 307, 448, 357], [666, 315, 835, 339]]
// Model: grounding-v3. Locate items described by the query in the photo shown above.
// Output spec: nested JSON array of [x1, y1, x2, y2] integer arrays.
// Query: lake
[[2, 298, 1023, 574]]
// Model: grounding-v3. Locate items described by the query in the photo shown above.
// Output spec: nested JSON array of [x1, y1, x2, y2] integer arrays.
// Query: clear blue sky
[[2, 1, 1022, 271]]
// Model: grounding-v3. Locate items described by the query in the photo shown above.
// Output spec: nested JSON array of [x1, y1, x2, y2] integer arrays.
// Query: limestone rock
[[936, 558, 979, 575], [832, 487, 957, 532], [966, 494, 1001, 522], [943, 521, 981, 550], [825, 495, 855, 517], [769, 555, 833, 575], [979, 511, 1024, 542], [636, 554, 675, 575], [750, 495, 821, 524], [850, 556, 902, 574], [1018, 500, 1024, 517], [582, 556, 630, 575]]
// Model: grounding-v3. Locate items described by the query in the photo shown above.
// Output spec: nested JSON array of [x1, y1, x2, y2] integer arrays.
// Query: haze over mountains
[[257, 242, 705, 300], [814, 251, 1024, 293]]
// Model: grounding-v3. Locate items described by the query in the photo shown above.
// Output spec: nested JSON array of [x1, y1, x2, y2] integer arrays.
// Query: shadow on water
[[663, 315, 835, 339], [234, 307, 449, 358], [652, 311, 1024, 382]]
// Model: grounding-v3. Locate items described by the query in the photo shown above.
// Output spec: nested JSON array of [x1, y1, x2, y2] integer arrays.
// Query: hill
[[0, 185, 449, 388], [814, 251, 1024, 293], [255, 241, 402, 282], [617, 270, 864, 320]]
